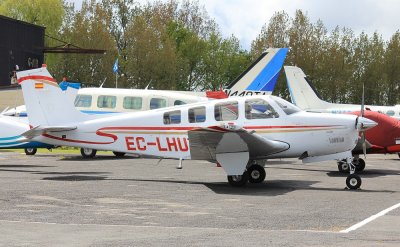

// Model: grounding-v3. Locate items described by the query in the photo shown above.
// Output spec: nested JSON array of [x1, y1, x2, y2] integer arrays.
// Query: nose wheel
[[345, 157, 362, 190], [346, 174, 362, 190]]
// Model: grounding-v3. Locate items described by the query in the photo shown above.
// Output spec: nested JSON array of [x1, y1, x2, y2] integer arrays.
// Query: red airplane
[[337, 109, 400, 172]]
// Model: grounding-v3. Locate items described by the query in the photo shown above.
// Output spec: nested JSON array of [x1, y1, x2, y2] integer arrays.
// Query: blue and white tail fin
[[225, 48, 288, 96], [284, 66, 331, 110], [17, 66, 91, 127]]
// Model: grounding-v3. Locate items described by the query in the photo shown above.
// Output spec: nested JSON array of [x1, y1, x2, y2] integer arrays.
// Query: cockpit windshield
[[271, 96, 301, 115]]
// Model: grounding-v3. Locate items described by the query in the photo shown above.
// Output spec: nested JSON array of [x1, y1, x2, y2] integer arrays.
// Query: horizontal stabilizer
[[21, 125, 77, 139]]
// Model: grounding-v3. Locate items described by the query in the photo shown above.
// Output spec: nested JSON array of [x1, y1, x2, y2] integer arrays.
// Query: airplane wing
[[188, 124, 289, 175], [21, 125, 77, 140]]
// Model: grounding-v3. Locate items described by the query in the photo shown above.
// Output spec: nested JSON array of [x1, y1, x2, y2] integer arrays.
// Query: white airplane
[[284, 66, 400, 119], [16, 66, 377, 189], [3, 48, 289, 117], [1, 48, 288, 157]]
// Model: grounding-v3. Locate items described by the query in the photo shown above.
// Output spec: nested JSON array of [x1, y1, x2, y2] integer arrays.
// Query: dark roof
[[0, 14, 45, 30]]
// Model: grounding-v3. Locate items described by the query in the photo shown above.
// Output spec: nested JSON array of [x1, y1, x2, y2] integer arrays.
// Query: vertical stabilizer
[[226, 48, 288, 96], [284, 66, 330, 110], [17, 66, 90, 126]]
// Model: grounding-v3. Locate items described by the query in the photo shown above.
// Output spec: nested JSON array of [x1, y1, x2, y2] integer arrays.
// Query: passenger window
[[386, 110, 395, 116], [123, 96, 142, 110], [97, 95, 117, 109], [163, 110, 181, 124], [150, 98, 167, 109], [215, 101, 238, 121], [188, 106, 206, 123], [245, 99, 279, 119], [74, 94, 92, 108], [174, 100, 187, 106]]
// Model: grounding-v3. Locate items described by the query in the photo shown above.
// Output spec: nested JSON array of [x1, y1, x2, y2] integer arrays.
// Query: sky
[[68, 0, 400, 50]]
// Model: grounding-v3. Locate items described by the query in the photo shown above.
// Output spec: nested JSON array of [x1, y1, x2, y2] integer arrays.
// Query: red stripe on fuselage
[[42, 133, 117, 145]]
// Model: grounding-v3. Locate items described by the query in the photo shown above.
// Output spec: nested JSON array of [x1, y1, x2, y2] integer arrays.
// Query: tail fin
[[225, 48, 288, 96], [17, 66, 90, 126], [284, 66, 330, 110]]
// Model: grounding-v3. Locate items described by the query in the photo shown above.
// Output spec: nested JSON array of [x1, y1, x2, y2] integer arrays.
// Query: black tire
[[113, 151, 126, 157], [354, 158, 366, 172], [346, 174, 362, 190], [24, 148, 37, 156], [337, 161, 349, 173], [227, 171, 249, 187], [80, 148, 97, 158], [248, 165, 266, 183]]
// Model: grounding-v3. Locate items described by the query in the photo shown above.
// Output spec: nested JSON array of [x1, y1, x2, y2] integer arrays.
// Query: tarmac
[[0, 150, 399, 246]]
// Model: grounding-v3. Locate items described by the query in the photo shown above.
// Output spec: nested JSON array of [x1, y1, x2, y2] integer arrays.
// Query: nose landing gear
[[344, 157, 362, 190]]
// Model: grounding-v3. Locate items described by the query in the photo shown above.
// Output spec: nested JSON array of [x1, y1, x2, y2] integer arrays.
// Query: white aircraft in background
[[4, 48, 289, 117], [284, 66, 400, 119], [1, 48, 288, 157], [16, 66, 377, 189]]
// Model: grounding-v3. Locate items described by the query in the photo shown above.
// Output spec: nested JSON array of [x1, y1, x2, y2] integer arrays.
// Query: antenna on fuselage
[[99, 78, 107, 88]]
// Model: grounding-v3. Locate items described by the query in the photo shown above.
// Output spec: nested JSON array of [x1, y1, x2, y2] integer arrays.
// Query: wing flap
[[21, 125, 77, 139]]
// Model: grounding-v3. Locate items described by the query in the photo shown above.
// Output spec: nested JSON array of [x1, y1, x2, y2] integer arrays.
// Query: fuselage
[[32, 95, 361, 161]]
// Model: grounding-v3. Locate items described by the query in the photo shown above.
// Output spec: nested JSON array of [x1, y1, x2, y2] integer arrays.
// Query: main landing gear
[[227, 161, 266, 187], [337, 157, 365, 173], [80, 148, 126, 158], [24, 148, 37, 155], [343, 157, 362, 190]]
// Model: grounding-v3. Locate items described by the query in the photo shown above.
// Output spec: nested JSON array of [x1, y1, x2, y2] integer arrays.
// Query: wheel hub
[[350, 178, 358, 186], [251, 170, 260, 179]]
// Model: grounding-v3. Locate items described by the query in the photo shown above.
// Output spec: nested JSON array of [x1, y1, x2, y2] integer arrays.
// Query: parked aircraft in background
[[4, 48, 288, 117], [284, 66, 400, 120], [0, 115, 53, 155], [336, 110, 400, 172], [2, 48, 288, 157], [17, 66, 377, 189]]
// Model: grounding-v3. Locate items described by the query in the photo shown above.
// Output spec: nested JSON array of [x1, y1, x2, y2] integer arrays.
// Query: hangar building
[[0, 15, 44, 87]]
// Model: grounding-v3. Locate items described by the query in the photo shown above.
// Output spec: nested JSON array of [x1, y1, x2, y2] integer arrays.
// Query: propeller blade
[[361, 84, 365, 117], [361, 131, 367, 158]]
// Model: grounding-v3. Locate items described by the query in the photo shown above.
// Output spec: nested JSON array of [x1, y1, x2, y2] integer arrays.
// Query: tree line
[[1, 0, 399, 105]]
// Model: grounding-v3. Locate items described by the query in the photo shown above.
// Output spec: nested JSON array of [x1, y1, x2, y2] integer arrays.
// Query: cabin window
[[150, 98, 167, 109], [188, 106, 206, 123], [271, 96, 301, 115], [214, 101, 238, 121], [123, 96, 142, 110], [245, 99, 279, 119], [386, 110, 395, 116], [174, 100, 187, 106], [97, 95, 117, 109], [163, 110, 181, 124], [74, 94, 92, 108]]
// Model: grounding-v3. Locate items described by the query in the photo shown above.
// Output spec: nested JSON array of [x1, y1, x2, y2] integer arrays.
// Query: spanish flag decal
[[35, 82, 44, 89]]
